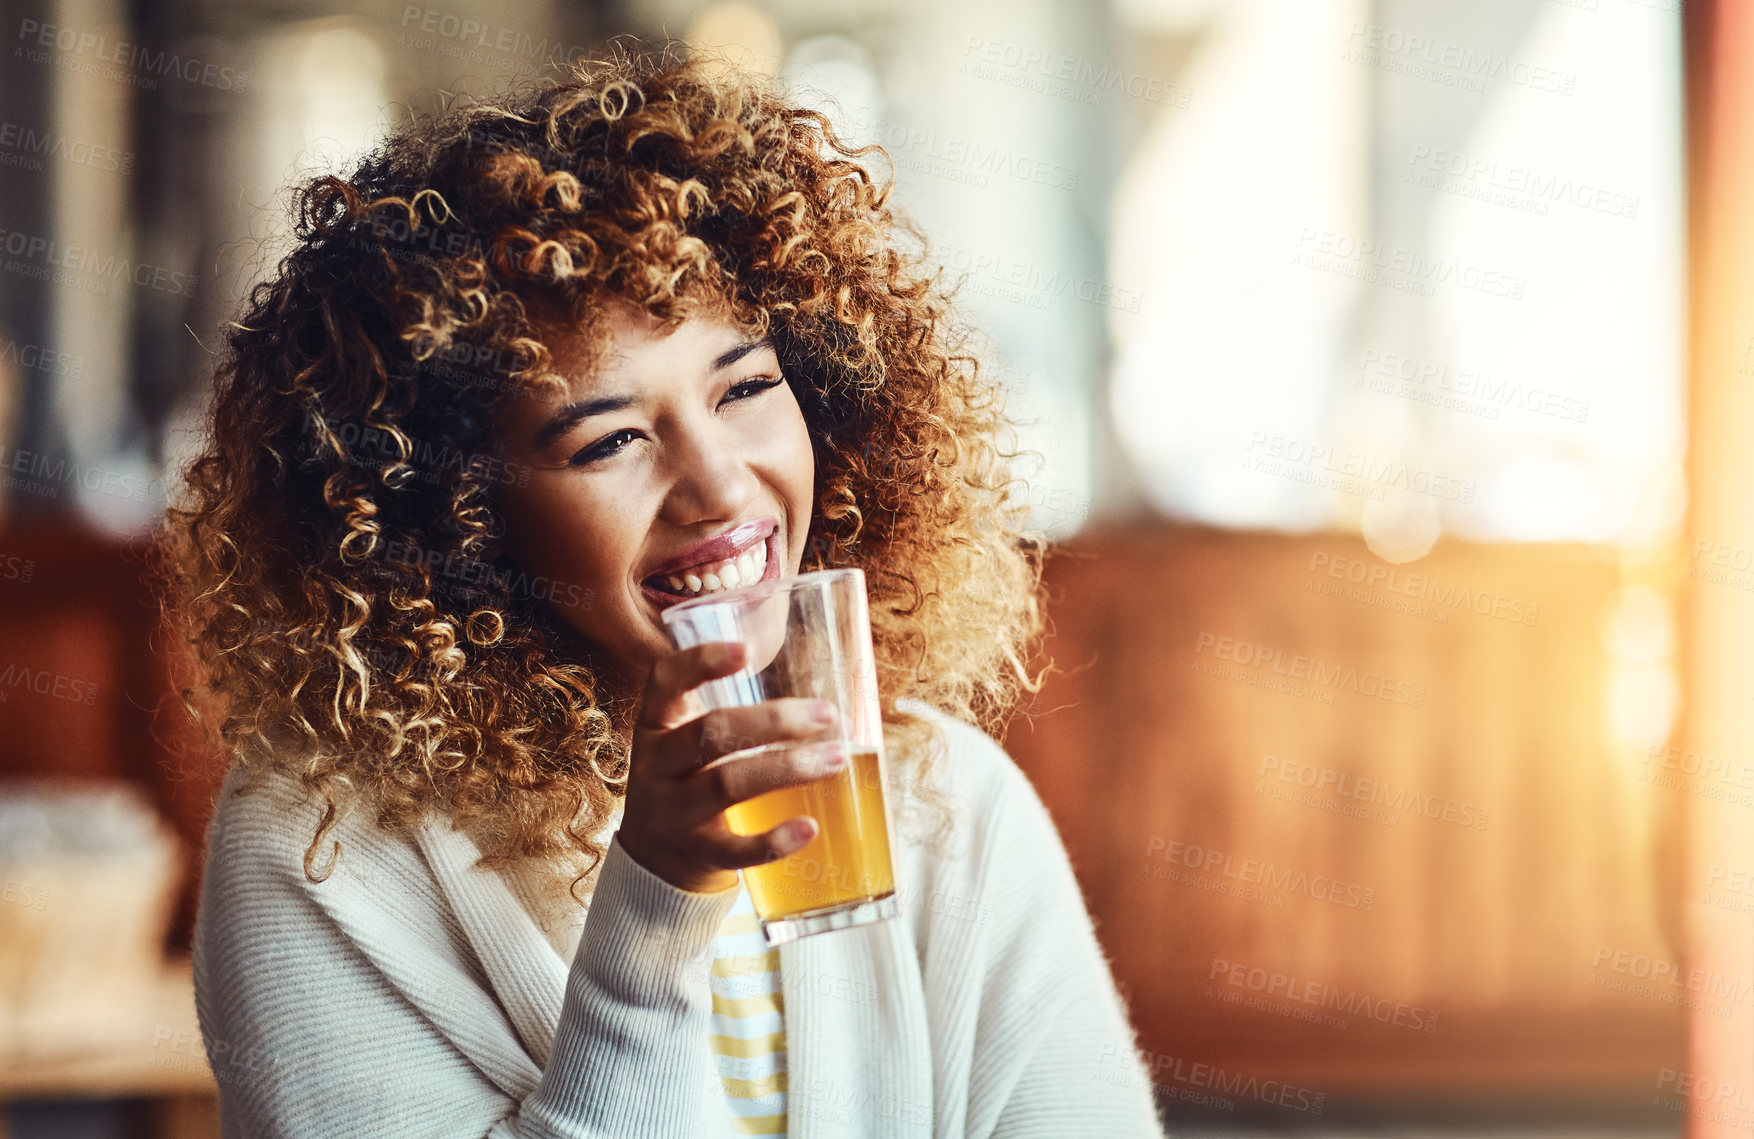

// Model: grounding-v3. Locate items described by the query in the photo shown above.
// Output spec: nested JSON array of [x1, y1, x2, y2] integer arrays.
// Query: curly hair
[[155, 46, 1045, 896]]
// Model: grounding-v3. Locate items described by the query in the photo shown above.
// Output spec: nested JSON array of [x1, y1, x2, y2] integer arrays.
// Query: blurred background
[[0, 0, 1748, 1135]]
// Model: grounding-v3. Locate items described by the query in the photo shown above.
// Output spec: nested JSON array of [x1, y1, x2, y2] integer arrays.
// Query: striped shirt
[[709, 882, 788, 1136]]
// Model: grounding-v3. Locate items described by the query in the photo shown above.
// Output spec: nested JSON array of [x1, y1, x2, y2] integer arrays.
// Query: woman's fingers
[[636, 641, 747, 729], [694, 698, 841, 761], [699, 814, 821, 870], [641, 692, 841, 782], [687, 736, 849, 822], [619, 641, 850, 893]]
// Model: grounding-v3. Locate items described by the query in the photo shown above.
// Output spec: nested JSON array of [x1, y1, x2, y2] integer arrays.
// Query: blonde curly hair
[[155, 46, 1045, 893]]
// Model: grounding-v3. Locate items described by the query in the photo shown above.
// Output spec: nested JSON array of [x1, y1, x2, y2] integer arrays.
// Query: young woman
[[162, 48, 1164, 1138]]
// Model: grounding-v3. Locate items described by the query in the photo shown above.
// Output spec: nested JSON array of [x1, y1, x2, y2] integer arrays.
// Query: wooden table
[[0, 956, 218, 1139]]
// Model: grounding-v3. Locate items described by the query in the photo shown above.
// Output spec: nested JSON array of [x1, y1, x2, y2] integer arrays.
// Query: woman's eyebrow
[[533, 394, 637, 449], [711, 336, 772, 371]]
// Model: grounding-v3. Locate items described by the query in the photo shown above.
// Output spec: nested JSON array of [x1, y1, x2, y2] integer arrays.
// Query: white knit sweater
[[192, 702, 1167, 1138]]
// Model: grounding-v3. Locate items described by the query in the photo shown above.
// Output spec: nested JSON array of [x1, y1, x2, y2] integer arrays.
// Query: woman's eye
[[722, 376, 784, 404], [564, 379, 778, 466], [569, 428, 643, 466]]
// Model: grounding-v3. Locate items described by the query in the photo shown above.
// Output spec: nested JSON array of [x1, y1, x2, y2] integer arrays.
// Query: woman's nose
[[660, 423, 761, 525]]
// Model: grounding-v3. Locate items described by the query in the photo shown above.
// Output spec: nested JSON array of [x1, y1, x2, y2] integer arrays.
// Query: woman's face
[[492, 302, 815, 684]]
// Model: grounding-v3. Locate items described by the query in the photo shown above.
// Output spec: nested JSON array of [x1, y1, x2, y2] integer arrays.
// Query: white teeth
[[658, 536, 772, 598]]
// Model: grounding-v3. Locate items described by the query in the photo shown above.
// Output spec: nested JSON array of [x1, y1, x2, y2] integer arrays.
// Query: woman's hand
[[617, 641, 846, 895]]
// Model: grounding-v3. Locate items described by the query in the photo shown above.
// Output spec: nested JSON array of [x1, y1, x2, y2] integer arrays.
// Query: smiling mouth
[[642, 534, 772, 599]]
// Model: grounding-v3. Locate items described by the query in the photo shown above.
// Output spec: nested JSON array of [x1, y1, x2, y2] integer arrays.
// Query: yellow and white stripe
[[709, 883, 787, 1136]]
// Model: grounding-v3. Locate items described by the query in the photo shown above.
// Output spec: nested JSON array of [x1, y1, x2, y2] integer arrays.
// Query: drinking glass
[[661, 567, 898, 945]]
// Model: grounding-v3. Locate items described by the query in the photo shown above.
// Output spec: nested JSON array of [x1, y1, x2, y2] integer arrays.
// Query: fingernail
[[787, 819, 816, 847], [821, 746, 848, 770], [812, 701, 836, 723]]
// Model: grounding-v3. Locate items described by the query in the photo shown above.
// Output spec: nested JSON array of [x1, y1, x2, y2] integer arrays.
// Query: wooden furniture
[[0, 521, 220, 951], [0, 522, 221, 1136], [1000, 526, 1681, 1120], [0, 958, 216, 1139]]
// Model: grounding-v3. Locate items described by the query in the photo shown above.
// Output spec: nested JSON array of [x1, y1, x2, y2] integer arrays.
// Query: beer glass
[[661, 567, 898, 945]]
